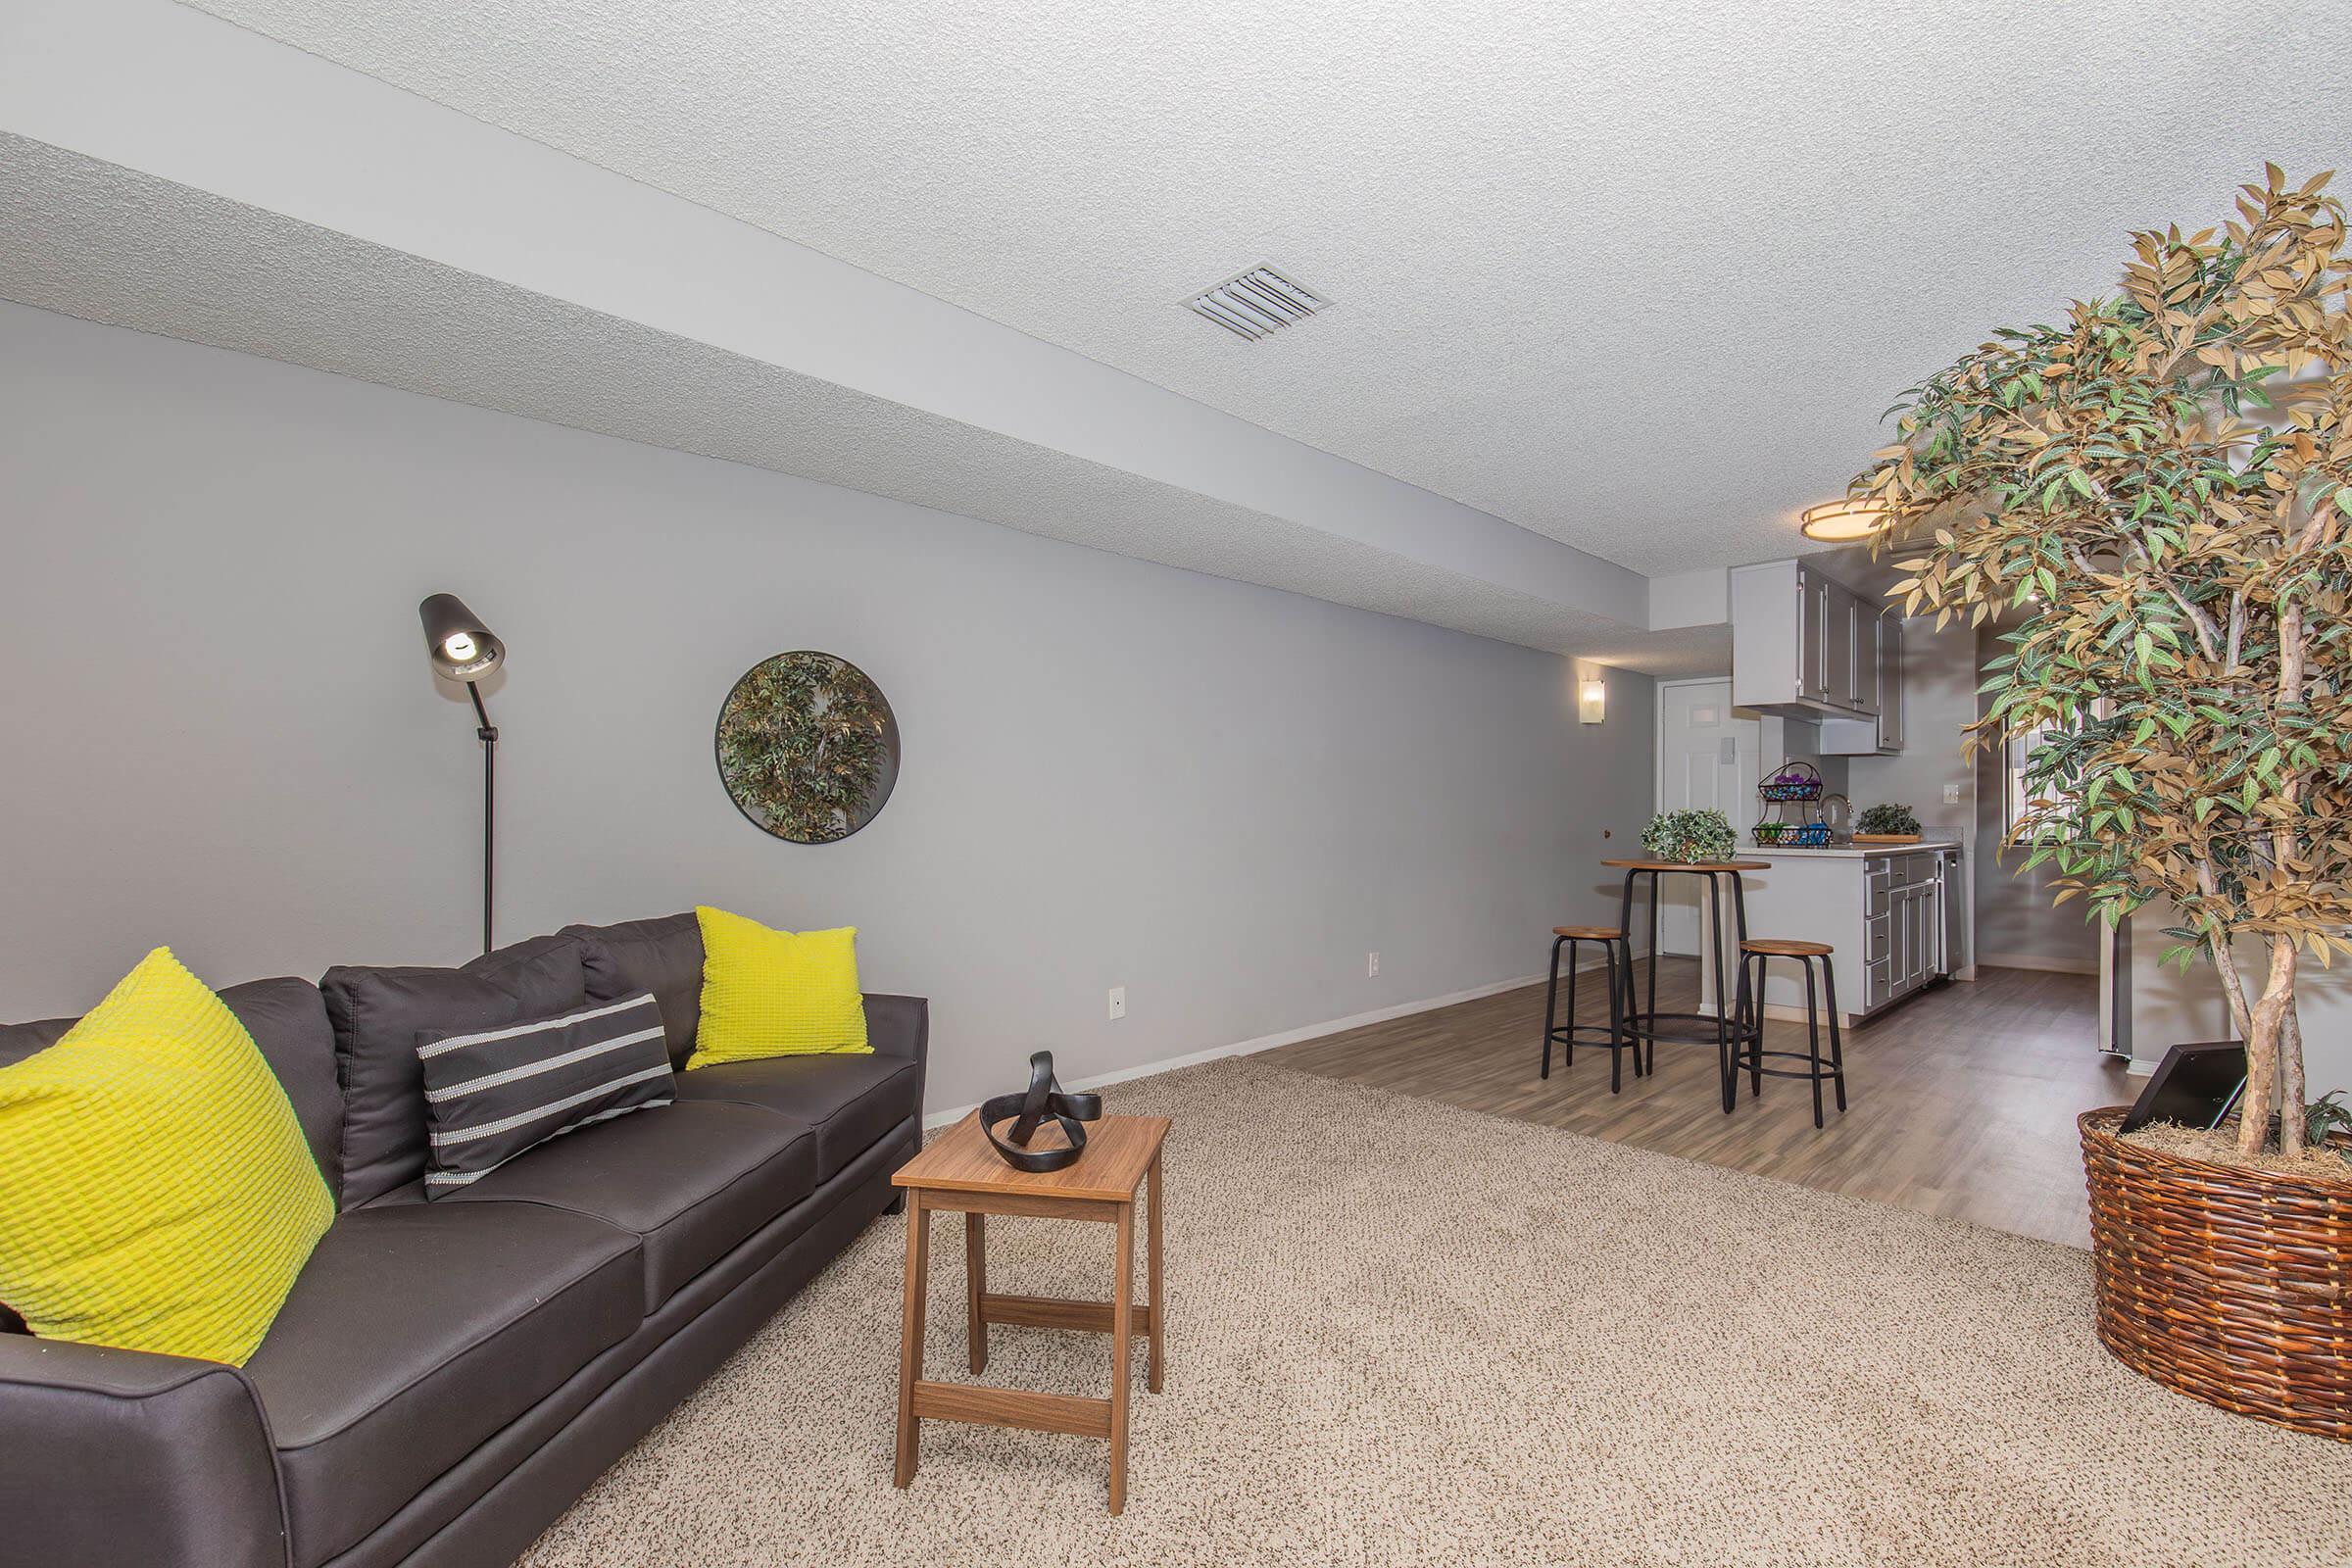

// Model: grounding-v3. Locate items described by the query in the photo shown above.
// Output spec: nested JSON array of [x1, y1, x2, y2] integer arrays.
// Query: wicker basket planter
[[2080, 1107, 2352, 1441]]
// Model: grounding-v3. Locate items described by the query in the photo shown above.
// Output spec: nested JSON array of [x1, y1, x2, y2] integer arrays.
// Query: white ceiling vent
[[1185, 265, 1330, 341]]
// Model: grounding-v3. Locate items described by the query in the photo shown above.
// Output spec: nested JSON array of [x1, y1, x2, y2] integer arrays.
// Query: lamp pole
[[468, 681, 498, 954]]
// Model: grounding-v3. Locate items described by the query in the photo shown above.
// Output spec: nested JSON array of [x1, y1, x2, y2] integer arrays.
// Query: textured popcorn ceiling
[[188, 0, 2348, 574], [0, 133, 1726, 672]]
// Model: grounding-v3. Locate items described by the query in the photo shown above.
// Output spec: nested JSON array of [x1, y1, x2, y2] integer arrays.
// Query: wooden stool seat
[[1741, 938, 1833, 958], [1551, 923, 1623, 941]]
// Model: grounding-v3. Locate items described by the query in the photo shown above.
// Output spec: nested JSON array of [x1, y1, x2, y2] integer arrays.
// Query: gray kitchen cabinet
[[1897, 884, 1926, 999], [1734, 560, 1890, 724], [1794, 564, 1830, 704], [1821, 608, 1906, 754], [1728, 844, 1964, 1024], [1858, 849, 1943, 1009], [1876, 614, 1904, 750], [1852, 606, 1881, 714], [1824, 578, 1858, 711]]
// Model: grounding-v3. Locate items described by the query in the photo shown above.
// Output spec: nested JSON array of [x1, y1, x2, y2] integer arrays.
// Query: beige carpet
[[518, 1056, 2348, 1567]]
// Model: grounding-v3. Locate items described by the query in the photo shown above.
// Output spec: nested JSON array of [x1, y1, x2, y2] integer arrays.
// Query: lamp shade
[[419, 594, 504, 682]]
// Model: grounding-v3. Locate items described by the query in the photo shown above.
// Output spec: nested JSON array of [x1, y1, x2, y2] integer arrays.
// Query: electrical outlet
[[1107, 986, 1126, 1021], [1367, 952, 1381, 978], [1942, 783, 1962, 805]]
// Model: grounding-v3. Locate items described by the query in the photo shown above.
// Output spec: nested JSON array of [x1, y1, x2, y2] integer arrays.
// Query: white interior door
[[1652, 680, 1761, 956]]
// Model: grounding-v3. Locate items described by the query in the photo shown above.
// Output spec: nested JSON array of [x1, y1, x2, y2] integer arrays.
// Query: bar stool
[[1730, 939, 1847, 1128], [1541, 925, 1638, 1092]]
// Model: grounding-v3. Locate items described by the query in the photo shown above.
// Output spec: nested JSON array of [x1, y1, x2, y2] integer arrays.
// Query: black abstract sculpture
[[980, 1052, 1102, 1173]]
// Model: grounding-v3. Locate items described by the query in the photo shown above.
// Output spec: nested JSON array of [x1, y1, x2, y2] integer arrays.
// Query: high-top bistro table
[[890, 1110, 1168, 1514], [1601, 858, 1770, 1112]]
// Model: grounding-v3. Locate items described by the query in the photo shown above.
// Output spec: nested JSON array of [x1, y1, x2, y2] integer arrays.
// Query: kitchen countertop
[[1740, 841, 1963, 859]]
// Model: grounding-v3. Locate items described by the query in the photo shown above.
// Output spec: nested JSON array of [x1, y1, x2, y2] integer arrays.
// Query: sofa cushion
[[416, 993, 674, 1196], [672, 1053, 922, 1182], [687, 908, 868, 1067], [0, 949, 333, 1366], [319, 935, 593, 1208], [0, 975, 344, 1185], [241, 1200, 641, 1568], [447, 1101, 816, 1312], [561, 912, 703, 1066]]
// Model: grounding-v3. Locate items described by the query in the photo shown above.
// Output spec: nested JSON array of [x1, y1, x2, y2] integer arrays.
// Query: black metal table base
[[1617, 867, 1761, 1114]]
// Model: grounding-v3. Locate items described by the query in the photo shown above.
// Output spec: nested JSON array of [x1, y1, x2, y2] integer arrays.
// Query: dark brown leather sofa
[[0, 912, 925, 1568]]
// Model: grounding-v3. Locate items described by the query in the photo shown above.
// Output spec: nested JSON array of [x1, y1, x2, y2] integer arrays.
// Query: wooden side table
[[889, 1111, 1169, 1514]]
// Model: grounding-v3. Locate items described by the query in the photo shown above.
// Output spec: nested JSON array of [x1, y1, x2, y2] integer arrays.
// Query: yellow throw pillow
[[686, 906, 869, 1069], [0, 948, 332, 1364]]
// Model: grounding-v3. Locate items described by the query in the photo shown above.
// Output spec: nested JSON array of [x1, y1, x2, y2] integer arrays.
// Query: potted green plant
[[1642, 808, 1738, 864], [1848, 166, 2352, 1437], [1853, 804, 1922, 844]]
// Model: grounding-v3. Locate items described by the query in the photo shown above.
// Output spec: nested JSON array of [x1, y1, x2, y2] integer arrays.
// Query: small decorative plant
[[1642, 808, 1738, 864], [1856, 803, 1922, 837], [1855, 166, 2352, 1162], [2308, 1092, 2352, 1166]]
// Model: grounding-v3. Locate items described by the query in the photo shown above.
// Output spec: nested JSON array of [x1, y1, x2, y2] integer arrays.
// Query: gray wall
[[0, 302, 1657, 1110], [1844, 613, 2095, 970], [1847, 614, 1978, 969], [1844, 616, 1974, 841], [2131, 902, 2352, 1099], [1967, 623, 2099, 971]]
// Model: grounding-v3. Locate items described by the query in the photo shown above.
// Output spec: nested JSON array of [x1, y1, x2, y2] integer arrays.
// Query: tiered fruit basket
[[1752, 762, 1831, 847]]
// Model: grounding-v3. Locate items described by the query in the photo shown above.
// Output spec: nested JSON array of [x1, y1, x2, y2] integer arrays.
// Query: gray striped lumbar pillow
[[414, 992, 674, 1197]]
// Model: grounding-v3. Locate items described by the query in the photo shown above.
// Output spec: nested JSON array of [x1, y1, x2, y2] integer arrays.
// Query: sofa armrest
[[862, 993, 929, 1071], [0, 1335, 290, 1568]]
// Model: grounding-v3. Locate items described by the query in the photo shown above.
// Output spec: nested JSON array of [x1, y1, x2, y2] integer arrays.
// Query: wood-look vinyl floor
[[1267, 957, 2124, 1249]]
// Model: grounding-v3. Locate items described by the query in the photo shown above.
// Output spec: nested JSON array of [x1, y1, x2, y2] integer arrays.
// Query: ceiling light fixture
[[1797, 498, 1889, 542]]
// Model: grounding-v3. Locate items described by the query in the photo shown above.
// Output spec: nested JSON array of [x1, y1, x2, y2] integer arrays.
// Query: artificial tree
[[1855, 167, 2352, 1159]]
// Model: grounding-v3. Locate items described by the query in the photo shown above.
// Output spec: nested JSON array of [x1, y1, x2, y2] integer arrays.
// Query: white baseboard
[[1977, 952, 2099, 976], [921, 964, 1573, 1130]]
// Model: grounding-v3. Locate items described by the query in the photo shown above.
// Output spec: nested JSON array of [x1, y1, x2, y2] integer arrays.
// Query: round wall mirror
[[714, 651, 901, 844]]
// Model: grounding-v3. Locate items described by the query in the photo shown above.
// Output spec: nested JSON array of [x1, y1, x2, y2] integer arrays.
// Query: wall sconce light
[[1579, 673, 1607, 725]]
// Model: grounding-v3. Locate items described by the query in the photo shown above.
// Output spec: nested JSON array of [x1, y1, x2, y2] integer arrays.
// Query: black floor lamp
[[419, 594, 505, 955]]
